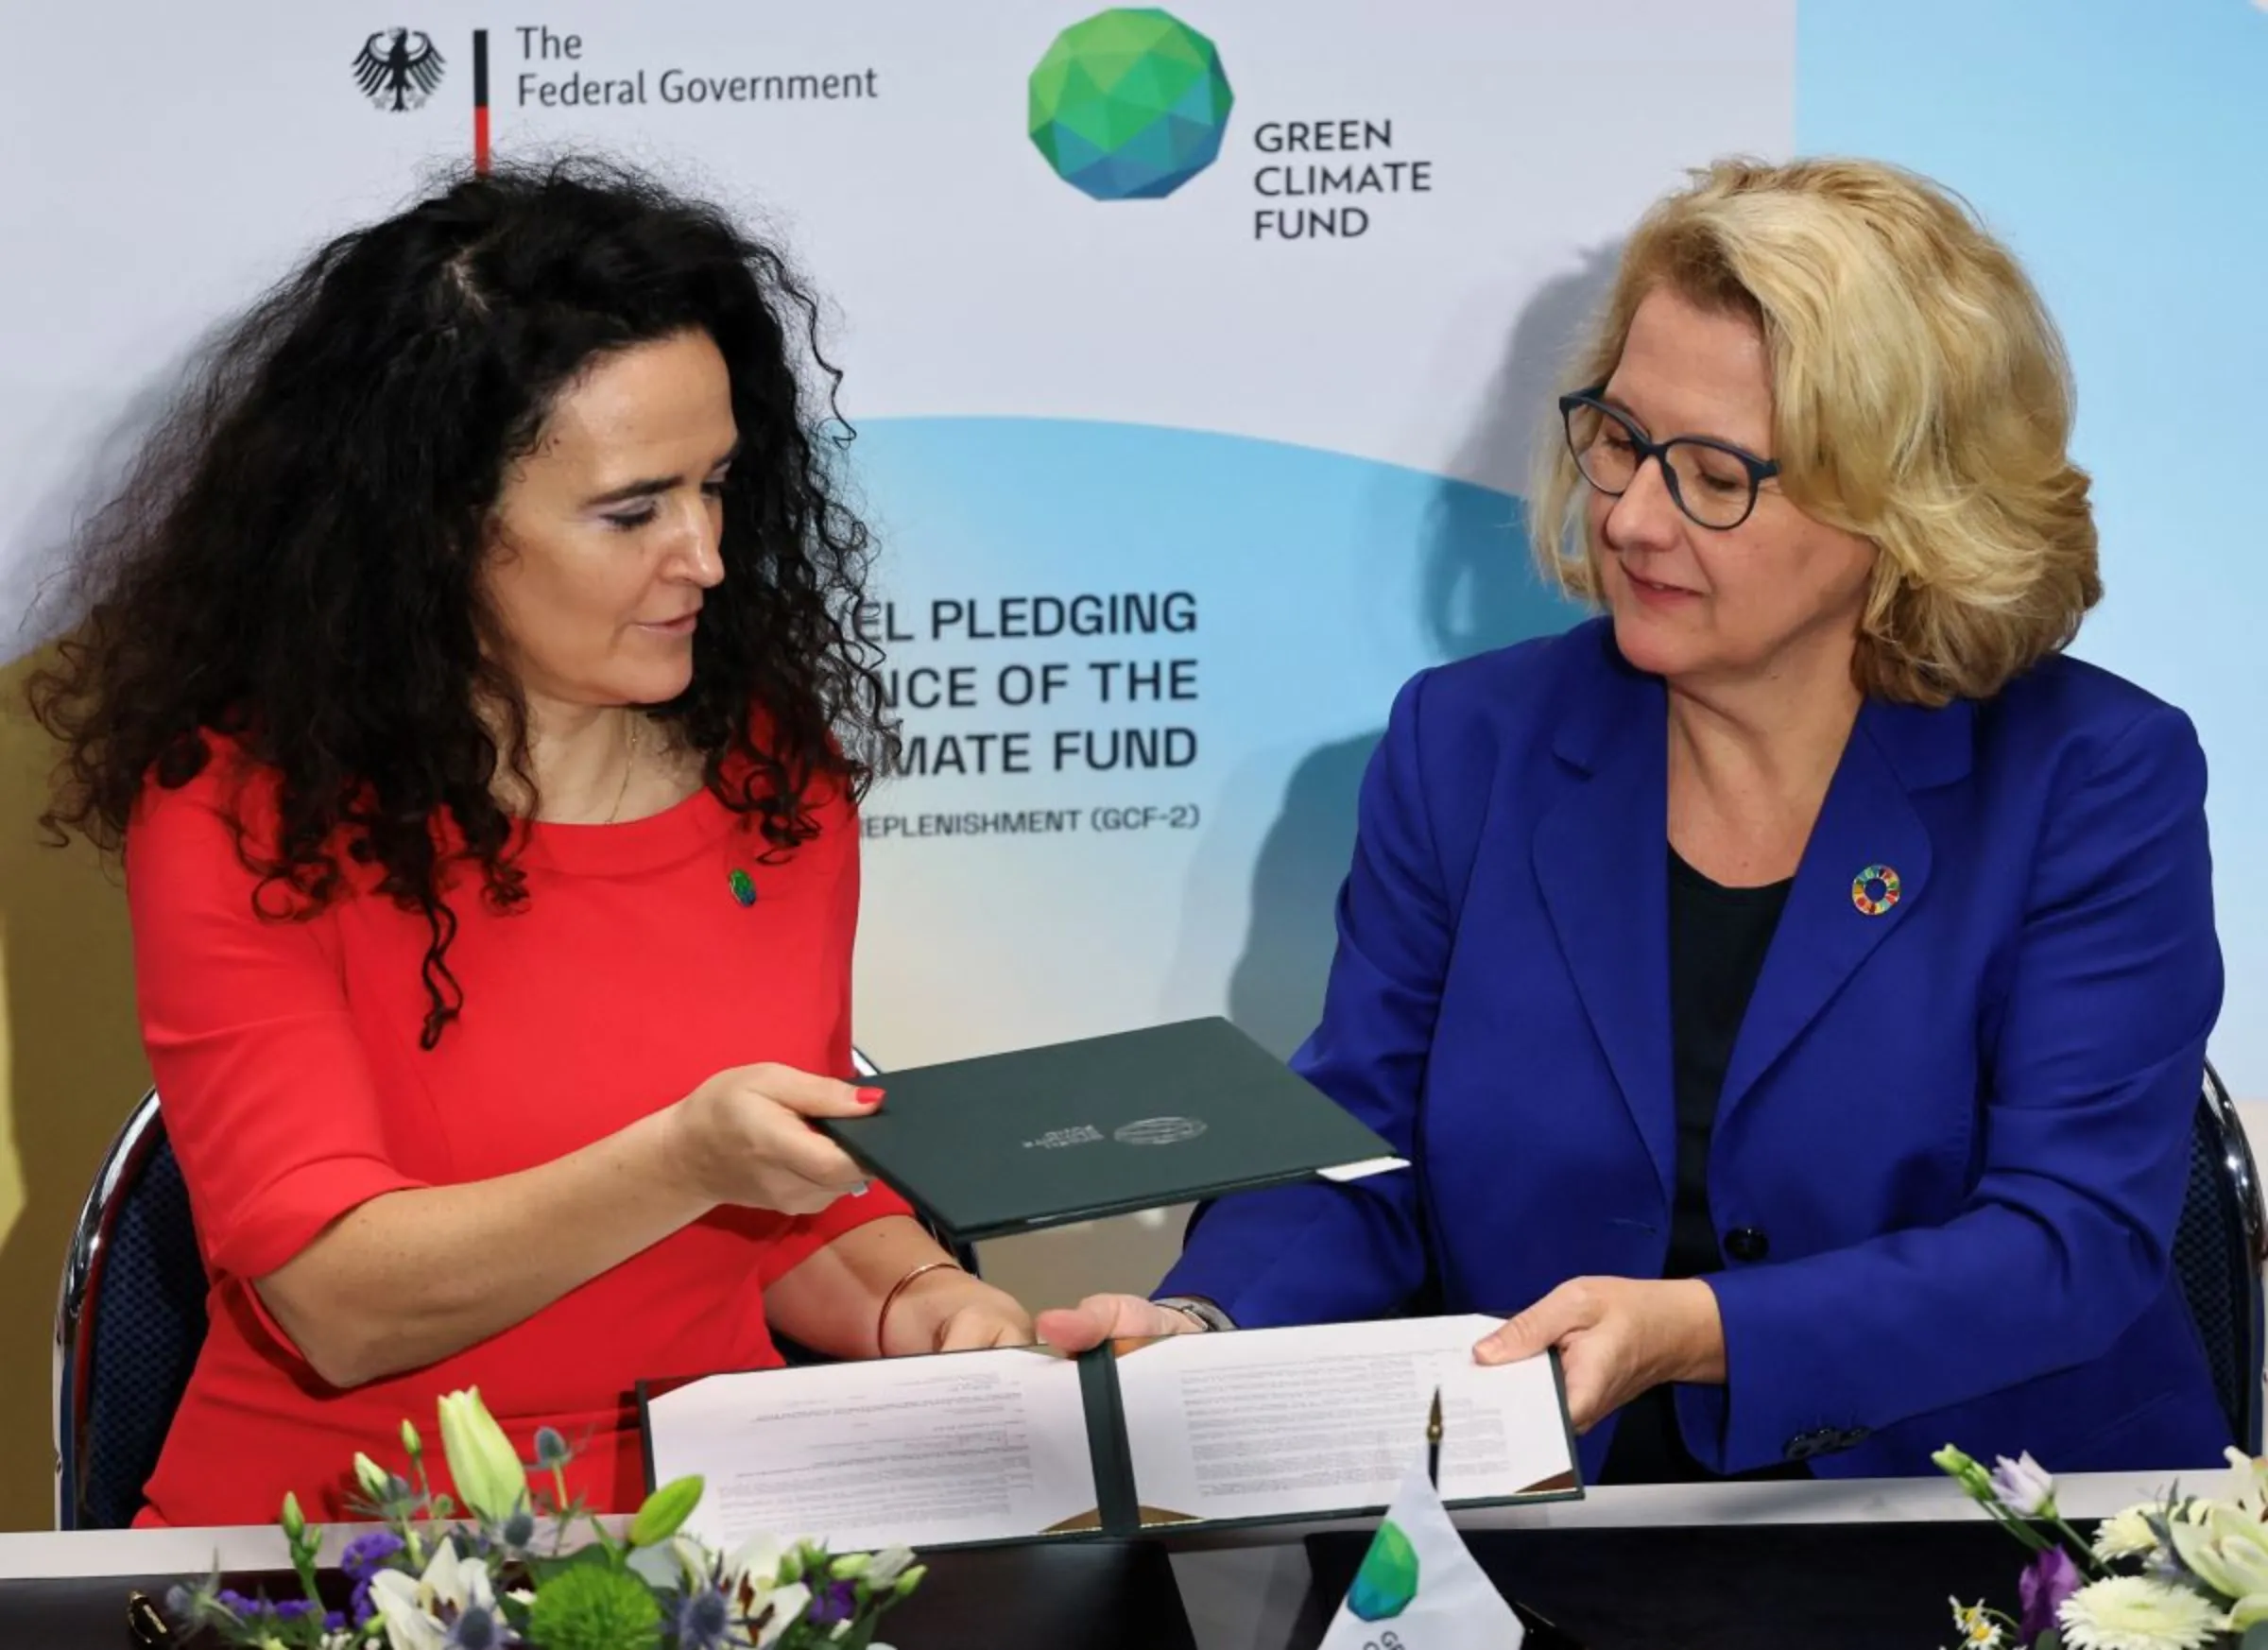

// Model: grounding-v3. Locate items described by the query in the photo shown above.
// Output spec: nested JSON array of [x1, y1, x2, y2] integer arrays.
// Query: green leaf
[[626, 1475, 704, 1549], [2239, 1624, 2268, 1650]]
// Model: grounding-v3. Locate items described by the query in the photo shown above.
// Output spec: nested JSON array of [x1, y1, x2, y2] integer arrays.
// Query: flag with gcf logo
[[1318, 1457, 1527, 1649]]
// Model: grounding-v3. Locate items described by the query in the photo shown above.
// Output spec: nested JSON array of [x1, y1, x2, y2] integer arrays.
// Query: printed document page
[[644, 1347, 1096, 1552], [1113, 1314, 1575, 1524]]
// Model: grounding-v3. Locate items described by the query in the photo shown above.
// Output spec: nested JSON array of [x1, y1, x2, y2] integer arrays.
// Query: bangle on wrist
[[876, 1259, 963, 1354], [1152, 1295, 1235, 1333]]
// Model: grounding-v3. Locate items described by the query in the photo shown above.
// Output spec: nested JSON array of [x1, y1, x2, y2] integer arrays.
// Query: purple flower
[[807, 1579, 859, 1626], [341, 1529, 405, 1581], [340, 1531, 405, 1626], [215, 1589, 256, 1616], [199, 1585, 337, 1627], [1990, 1452, 2057, 1518], [2019, 1547, 2082, 1641]]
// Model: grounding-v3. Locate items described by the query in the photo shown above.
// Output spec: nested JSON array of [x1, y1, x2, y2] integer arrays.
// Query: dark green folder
[[816, 1017, 1402, 1243]]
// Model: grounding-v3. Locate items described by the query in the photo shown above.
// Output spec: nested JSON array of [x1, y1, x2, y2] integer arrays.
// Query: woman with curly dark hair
[[31, 158, 1032, 1526]]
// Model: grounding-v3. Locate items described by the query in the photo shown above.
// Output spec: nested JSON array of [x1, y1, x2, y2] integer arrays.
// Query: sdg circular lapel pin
[[1850, 864, 1901, 917]]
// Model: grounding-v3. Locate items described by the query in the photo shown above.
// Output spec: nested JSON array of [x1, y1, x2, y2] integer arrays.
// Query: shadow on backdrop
[[1227, 247, 1621, 1060]]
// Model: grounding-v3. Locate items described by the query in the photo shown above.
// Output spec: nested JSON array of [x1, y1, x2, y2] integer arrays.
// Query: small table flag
[[1317, 1452, 1527, 1648]]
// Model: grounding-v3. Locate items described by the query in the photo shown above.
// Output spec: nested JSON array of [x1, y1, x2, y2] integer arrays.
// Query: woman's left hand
[[885, 1272, 1036, 1355], [1472, 1276, 1727, 1433]]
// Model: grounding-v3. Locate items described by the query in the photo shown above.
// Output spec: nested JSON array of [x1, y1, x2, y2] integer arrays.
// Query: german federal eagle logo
[[353, 28, 446, 112]]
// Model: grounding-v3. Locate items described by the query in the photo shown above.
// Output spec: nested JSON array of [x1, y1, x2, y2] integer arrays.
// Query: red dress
[[125, 739, 911, 1527]]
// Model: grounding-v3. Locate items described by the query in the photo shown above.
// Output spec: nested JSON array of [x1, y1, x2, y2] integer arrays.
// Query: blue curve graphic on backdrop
[[851, 416, 1586, 1054]]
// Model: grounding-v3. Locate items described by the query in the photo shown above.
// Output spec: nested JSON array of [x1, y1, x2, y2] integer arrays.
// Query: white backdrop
[[0, 2, 1796, 1071]]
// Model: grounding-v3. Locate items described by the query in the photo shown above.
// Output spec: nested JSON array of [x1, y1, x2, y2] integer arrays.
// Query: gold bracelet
[[876, 1259, 963, 1355]]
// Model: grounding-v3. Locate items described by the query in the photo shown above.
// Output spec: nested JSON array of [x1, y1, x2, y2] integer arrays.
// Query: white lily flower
[[366, 1576, 445, 1650], [669, 1534, 713, 1584], [435, 1388, 528, 1523], [2226, 1449, 2268, 1509], [2169, 1503, 2268, 1600], [625, 1541, 680, 1591], [726, 1534, 786, 1589], [2231, 1590, 2268, 1632], [863, 1546, 916, 1590], [723, 1531, 790, 1619], [2227, 1448, 2268, 1515], [367, 1538, 497, 1650], [431, 1540, 495, 1615], [751, 1580, 811, 1650]]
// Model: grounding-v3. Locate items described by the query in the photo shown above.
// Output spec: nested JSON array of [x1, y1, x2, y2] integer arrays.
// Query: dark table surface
[[1300, 1519, 2042, 1649]]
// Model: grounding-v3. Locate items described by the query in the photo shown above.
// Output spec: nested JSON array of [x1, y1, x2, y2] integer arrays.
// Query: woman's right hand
[[1036, 1293, 1209, 1353], [665, 1063, 879, 1214]]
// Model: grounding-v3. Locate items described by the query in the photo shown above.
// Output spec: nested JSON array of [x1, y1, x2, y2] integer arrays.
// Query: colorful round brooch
[[1850, 864, 1901, 917]]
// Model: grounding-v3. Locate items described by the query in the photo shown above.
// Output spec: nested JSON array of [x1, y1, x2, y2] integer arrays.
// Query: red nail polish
[[856, 1086, 885, 1106]]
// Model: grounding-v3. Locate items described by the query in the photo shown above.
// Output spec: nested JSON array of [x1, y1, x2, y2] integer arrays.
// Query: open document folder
[[813, 1018, 1408, 1244], [638, 1315, 1581, 1554]]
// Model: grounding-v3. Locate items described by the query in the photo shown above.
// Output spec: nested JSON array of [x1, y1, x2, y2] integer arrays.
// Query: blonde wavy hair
[[1529, 157, 2101, 706]]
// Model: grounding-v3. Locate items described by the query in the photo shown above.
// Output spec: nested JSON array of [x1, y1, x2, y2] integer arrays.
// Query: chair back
[[2173, 1061, 2267, 1454], [51, 1091, 210, 1529]]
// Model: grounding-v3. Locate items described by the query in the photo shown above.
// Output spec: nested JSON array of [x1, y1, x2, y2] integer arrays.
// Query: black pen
[[1426, 1385, 1443, 1488]]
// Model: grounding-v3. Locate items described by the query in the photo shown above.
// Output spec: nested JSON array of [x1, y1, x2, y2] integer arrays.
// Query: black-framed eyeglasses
[[1558, 387, 1780, 531]]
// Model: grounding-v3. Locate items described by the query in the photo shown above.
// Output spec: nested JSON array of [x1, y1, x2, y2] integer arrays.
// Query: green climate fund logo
[[1349, 1517, 1420, 1621], [1027, 9, 1234, 200]]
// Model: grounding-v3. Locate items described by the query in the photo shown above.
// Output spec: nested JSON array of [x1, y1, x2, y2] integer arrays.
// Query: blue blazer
[[1163, 619, 2228, 1479]]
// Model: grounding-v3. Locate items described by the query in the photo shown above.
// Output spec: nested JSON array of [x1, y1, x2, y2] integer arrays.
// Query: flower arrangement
[[1935, 1442, 2268, 1650], [163, 1387, 925, 1650]]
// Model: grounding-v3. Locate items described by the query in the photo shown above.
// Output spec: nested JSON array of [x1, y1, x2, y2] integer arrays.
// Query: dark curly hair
[[30, 156, 895, 1048]]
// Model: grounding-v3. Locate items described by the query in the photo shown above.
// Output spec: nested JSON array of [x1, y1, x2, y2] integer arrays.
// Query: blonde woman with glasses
[[1042, 157, 2227, 1485]]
